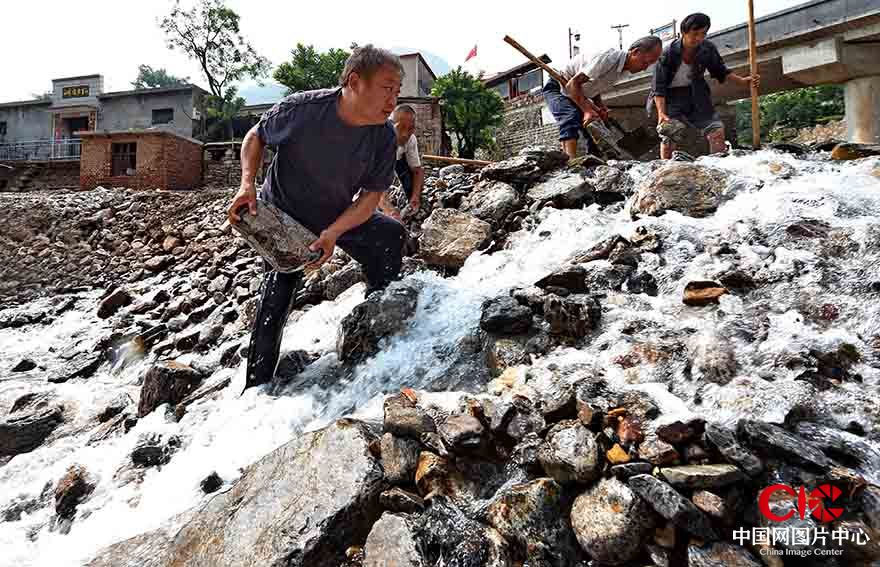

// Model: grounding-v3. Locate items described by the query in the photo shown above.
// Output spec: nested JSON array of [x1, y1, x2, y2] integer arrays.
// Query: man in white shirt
[[543, 36, 663, 158], [380, 104, 424, 219]]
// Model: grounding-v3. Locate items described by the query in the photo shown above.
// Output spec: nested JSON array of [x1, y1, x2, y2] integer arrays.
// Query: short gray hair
[[340, 45, 405, 86], [392, 104, 416, 119], [629, 36, 662, 53]]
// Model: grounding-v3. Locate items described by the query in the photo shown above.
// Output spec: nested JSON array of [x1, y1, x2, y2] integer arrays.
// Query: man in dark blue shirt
[[228, 45, 406, 390]]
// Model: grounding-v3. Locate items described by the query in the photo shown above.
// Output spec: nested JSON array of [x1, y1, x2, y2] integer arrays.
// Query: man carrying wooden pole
[[505, 35, 663, 159]]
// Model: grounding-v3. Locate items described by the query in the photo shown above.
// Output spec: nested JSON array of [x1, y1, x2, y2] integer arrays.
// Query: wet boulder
[[543, 294, 602, 339], [480, 296, 533, 335], [538, 420, 601, 484], [363, 512, 423, 567], [527, 171, 592, 208], [0, 395, 64, 456], [337, 281, 422, 363], [419, 209, 491, 269], [460, 180, 521, 226], [570, 477, 656, 565], [137, 361, 204, 418], [379, 433, 421, 485], [480, 146, 569, 185], [97, 288, 133, 319], [631, 163, 730, 219], [485, 478, 579, 564], [628, 474, 718, 540], [89, 419, 384, 567]]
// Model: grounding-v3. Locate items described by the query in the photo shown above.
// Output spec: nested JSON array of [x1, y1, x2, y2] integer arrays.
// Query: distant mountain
[[237, 81, 287, 105]]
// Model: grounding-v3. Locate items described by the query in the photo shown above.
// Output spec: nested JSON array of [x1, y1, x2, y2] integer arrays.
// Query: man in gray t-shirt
[[227, 45, 406, 391]]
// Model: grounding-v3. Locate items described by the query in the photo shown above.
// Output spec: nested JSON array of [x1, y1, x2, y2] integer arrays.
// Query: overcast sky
[[2, 0, 801, 104]]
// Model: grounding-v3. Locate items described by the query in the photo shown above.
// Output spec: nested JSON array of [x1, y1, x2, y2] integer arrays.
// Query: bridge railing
[[0, 139, 82, 162]]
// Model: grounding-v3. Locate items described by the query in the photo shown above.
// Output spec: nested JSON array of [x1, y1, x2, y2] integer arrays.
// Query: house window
[[0, 122, 6, 137], [494, 82, 510, 99], [516, 69, 543, 96], [111, 143, 137, 176], [151, 108, 174, 125]]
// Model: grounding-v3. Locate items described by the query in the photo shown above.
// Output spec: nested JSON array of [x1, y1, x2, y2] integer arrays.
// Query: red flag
[[465, 45, 477, 62]]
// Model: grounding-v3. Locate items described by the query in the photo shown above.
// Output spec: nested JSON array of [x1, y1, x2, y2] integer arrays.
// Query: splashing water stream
[[1, 151, 879, 565]]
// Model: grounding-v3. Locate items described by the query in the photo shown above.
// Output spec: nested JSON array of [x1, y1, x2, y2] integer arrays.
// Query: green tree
[[205, 88, 246, 140], [274, 44, 350, 94], [160, 0, 270, 140], [132, 64, 189, 89], [736, 85, 845, 144], [431, 67, 504, 159]]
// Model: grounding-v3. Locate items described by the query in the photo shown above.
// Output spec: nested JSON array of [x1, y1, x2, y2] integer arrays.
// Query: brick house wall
[[398, 97, 445, 157], [79, 130, 203, 190]]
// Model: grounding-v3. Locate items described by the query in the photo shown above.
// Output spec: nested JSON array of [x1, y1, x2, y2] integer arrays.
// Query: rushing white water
[[1, 151, 879, 566]]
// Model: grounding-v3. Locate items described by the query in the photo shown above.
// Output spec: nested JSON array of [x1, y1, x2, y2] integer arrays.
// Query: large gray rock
[[419, 209, 491, 268], [363, 512, 424, 567], [87, 419, 384, 567], [337, 281, 422, 363], [628, 474, 718, 541], [480, 146, 569, 184], [538, 420, 601, 484], [0, 396, 64, 456], [738, 420, 831, 470], [570, 477, 656, 565], [527, 172, 592, 208], [230, 199, 319, 272], [631, 163, 730, 218], [137, 361, 204, 418], [460, 180, 521, 225]]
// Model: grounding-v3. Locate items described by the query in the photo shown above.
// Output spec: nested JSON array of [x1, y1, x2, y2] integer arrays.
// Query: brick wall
[[165, 133, 203, 189], [80, 130, 203, 190], [492, 93, 571, 160], [399, 98, 444, 157]]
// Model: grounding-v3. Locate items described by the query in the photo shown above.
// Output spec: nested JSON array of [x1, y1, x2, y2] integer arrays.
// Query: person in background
[[649, 12, 760, 159], [379, 104, 424, 219], [543, 36, 663, 159]]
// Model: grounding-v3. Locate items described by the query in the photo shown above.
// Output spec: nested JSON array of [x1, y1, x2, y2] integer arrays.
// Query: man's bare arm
[[564, 72, 601, 121], [227, 125, 265, 223], [654, 95, 669, 123], [410, 166, 424, 206]]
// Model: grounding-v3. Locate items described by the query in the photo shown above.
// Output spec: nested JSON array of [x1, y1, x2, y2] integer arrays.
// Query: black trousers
[[244, 212, 405, 390], [395, 157, 414, 200]]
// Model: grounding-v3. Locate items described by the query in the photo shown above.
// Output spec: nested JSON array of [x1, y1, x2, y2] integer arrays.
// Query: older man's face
[[631, 45, 663, 72], [393, 111, 415, 145], [350, 64, 402, 124]]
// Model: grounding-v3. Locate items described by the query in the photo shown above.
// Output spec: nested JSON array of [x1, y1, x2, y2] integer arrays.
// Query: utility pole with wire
[[568, 27, 581, 58], [611, 24, 630, 50]]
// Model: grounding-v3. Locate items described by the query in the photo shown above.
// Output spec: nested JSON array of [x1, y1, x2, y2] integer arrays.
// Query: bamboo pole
[[422, 154, 492, 166], [503, 35, 567, 86], [747, 0, 761, 148]]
